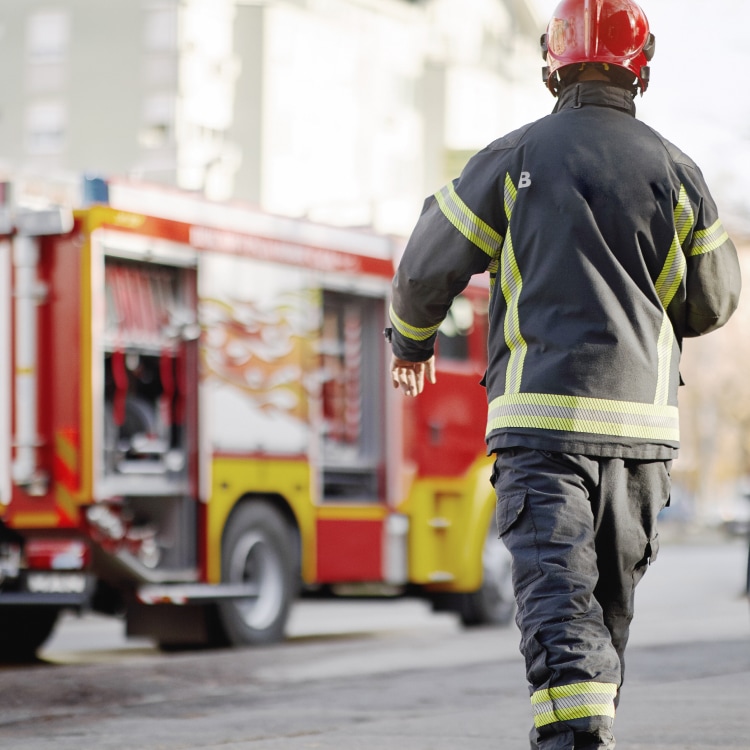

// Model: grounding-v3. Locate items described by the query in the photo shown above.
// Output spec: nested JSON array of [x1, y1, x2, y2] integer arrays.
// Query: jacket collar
[[553, 81, 636, 117]]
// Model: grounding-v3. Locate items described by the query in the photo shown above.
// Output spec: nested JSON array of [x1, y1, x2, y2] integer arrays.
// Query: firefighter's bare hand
[[390, 355, 436, 397]]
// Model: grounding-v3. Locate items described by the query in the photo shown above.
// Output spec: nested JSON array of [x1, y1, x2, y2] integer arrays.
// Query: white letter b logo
[[519, 171, 532, 189]]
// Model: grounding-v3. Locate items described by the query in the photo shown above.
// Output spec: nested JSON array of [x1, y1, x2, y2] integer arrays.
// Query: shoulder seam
[[486, 120, 541, 153]]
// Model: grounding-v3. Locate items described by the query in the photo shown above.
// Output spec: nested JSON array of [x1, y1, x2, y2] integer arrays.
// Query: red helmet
[[541, 0, 655, 95]]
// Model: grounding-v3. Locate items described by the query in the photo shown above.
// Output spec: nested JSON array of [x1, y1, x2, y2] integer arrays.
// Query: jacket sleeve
[[389, 150, 507, 361], [676, 164, 741, 338]]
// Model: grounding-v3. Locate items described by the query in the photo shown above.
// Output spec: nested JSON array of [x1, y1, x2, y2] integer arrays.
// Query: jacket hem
[[486, 431, 678, 460]]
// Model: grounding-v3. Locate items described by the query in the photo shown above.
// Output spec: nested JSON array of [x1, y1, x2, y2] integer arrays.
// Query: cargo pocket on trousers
[[645, 534, 660, 566], [495, 489, 543, 594], [496, 490, 527, 537], [634, 533, 660, 588]]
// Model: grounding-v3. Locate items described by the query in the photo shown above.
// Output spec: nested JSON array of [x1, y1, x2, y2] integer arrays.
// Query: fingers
[[390, 357, 406, 390], [425, 356, 436, 385], [390, 356, 436, 397], [393, 363, 418, 396], [414, 365, 425, 394]]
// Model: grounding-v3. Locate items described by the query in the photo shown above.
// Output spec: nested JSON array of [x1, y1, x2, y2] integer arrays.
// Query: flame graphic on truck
[[200, 289, 320, 424]]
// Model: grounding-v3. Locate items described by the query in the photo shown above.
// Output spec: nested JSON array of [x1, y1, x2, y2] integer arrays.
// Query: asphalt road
[[1, 536, 748, 750]]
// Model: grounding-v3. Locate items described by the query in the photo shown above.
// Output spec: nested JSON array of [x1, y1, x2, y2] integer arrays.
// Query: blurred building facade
[[0, 0, 548, 236], [3, 0, 750, 527]]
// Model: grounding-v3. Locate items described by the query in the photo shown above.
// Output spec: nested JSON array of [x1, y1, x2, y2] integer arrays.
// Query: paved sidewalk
[[2, 540, 748, 750]]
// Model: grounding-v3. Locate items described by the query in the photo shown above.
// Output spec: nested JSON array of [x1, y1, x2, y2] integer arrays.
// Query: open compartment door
[[319, 290, 386, 503]]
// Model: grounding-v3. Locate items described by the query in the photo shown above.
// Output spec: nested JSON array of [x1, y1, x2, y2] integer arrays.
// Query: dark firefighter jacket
[[389, 81, 741, 460]]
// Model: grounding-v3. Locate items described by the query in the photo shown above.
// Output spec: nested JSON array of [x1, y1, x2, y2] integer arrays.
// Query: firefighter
[[385, 1, 741, 748]]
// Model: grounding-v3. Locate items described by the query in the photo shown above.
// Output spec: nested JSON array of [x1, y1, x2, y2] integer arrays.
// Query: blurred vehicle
[[0, 178, 514, 661]]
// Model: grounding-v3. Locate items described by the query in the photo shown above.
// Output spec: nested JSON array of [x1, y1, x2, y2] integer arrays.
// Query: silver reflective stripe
[[435, 182, 503, 259], [653, 315, 674, 406], [488, 257, 499, 294], [691, 218, 729, 257], [654, 235, 686, 310], [653, 185, 694, 406], [674, 184, 695, 248], [486, 393, 679, 442], [500, 173, 526, 394], [389, 303, 441, 342], [531, 681, 617, 728]]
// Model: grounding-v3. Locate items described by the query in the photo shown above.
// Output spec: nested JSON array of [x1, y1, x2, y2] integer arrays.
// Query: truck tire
[[459, 524, 515, 627], [217, 502, 296, 646], [0, 607, 59, 662]]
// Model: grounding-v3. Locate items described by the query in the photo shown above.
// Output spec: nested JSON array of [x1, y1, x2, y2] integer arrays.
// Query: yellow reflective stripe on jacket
[[500, 173, 526, 394], [487, 257, 499, 294], [654, 185, 692, 309], [653, 185, 693, 405], [674, 184, 695, 248], [653, 315, 674, 406], [486, 393, 679, 442], [435, 183, 503, 260], [503, 173, 516, 222], [691, 218, 729, 257], [389, 303, 441, 342], [531, 681, 617, 729], [654, 234, 686, 308]]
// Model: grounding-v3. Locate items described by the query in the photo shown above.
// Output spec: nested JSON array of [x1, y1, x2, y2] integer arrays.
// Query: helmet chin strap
[[542, 67, 561, 97], [640, 65, 651, 90]]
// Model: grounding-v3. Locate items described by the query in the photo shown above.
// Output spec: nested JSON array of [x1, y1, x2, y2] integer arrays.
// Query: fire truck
[[0, 178, 513, 660]]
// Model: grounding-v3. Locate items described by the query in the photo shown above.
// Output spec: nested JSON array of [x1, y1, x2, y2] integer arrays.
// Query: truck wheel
[[217, 502, 296, 646], [0, 607, 59, 662], [459, 525, 515, 627]]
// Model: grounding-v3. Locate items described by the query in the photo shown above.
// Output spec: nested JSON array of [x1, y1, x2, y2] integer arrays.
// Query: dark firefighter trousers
[[492, 447, 671, 750]]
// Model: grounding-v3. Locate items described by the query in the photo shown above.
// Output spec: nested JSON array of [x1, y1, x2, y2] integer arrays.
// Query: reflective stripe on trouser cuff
[[486, 393, 679, 442], [531, 681, 618, 729]]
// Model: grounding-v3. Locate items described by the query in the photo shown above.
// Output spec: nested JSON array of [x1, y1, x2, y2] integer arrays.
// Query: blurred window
[[27, 10, 69, 64], [139, 94, 175, 148], [144, 7, 178, 53], [25, 101, 66, 154]]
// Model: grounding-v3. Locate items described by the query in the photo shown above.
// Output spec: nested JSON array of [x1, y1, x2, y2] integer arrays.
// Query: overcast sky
[[531, 0, 750, 236]]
